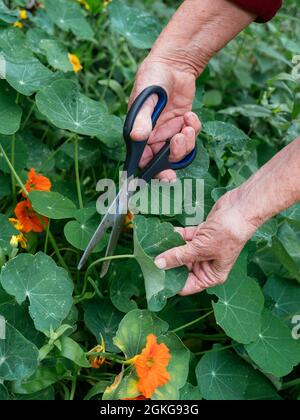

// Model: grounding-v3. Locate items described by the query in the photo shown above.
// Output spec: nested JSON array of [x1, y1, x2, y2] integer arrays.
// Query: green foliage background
[[0, 0, 299, 400]]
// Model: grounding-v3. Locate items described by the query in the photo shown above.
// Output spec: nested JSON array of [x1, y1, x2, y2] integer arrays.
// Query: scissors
[[78, 85, 197, 276]]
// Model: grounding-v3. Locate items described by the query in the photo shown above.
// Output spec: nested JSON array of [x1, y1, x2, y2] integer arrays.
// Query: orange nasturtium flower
[[123, 211, 134, 232], [15, 200, 48, 233], [9, 218, 27, 249], [19, 9, 28, 20], [88, 336, 106, 369], [24, 168, 52, 196], [68, 53, 83, 73], [133, 334, 171, 398]]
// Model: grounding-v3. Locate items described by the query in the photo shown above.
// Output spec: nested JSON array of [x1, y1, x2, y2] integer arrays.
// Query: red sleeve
[[230, 0, 283, 22]]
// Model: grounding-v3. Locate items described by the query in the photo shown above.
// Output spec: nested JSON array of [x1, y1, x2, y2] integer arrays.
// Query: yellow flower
[[13, 21, 23, 28], [88, 336, 106, 368], [19, 9, 28, 20], [68, 53, 83, 74], [9, 218, 24, 231], [77, 0, 90, 10], [10, 234, 27, 249]]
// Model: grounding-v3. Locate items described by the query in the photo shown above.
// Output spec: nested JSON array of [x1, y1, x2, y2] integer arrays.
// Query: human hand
[[129, 56, 201, 181], [154, 189, 258, 295]]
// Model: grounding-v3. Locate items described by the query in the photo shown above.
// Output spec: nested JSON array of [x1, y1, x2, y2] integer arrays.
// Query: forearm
[[149, 0, 256, 76], [237, 138, 300, 229]]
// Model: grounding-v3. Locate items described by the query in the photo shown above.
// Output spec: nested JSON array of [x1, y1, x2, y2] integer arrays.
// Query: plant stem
[[194, 344, 233, 356], [0, 144, 28, 196], [281, 378, 300, 390], [69, 368, 80, 400], [44, 219, 50, 254], [48, 230, 69, 272], [10, 134, 16, 204], [21, 101, 36, 130], [171, 310, 214, 334], [74, 137, 83, 209], [77, 254, 135, 299]]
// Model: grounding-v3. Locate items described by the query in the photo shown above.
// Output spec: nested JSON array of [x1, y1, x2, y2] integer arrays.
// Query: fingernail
[[155, 258, 167, 269]]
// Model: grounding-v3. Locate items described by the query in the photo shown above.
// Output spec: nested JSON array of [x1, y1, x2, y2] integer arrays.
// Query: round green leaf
[[263, 275, 300, 321], [196, 348, 279, 400], [0, 252, 74, 332], [44, 0, 94, 40], [29, 191, 77, 220], [207, 252, 264, 344], [113, 309, 168, 358], [40, 39, 73, 72], [245, 309, 300, 377], [0, 0, 18, 23], [83, 298, 123, 352], [108, 0, 161, 49], [179, 383, 202, 400], [177, 140, 209, 179], [0, 86, 22, 135], [134, 216, 188, 312], [0, 322, 39, 381], [36, 79, 108, 136], [203, 121, 248, 149]]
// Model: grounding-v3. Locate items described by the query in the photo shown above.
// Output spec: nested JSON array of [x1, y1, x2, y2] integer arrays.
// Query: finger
[[181, 126, 196, 153], [183, 112, 201, 136], [175, 226, 199, 241], [179, 272, 205, 296], [154, 242, 199, 270], [154, 170, 176, 182], [169, 133, 187, 162], [130, 94, 158, 141]]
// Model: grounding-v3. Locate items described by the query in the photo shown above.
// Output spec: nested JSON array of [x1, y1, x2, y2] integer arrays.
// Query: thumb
[[130, 94, 158, 141], [154, 242, 199, 270]]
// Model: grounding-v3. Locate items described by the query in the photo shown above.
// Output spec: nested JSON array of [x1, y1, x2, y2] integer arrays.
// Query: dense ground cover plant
[[0, 0, 299, 400]]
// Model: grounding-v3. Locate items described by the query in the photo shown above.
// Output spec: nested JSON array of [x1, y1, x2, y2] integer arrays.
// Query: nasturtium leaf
[[28, 8, 55, 35], [220, 104, 272, 119], [11, 363, 68, 395], [271, 237, 300, 282], [134, 216, 188, 312], [83, 298, 123, 352], [177, 140, 209, 179], [0, 135, 28, 174], [96, 114, 123, 148], [196, 349, 279, 401], [26, 28, 53, 55], [109, 259, 144, 313], [0, 384, 9, 400], [203, 121, 248, 149], [22, 132, 55, 172], [58, 336, 90, 368], [0, 172, 11, 199], [113, 309, 169, 358], [0, 286, 43, 347], [281, 202, 300, 225], [0, 214, 18, 253], [152, 333, 190, 400], [196, 349, 249, 400], [0, 28, 29, 58], [277, 222, 300, 275], [40, 40, 73, 72], [0, 0, 18, 23], [44, 0, 94, 40], [0, 322, 39, 381], [263, 275, 300, 321], [108, 0, 161, 49], [36, 79, 108, 136], [207, 252, 264, 344], [4, 54, 57, 96], [29, 191, 77, 220], [0, 85, 22, 135], [179, 383, 202, 400], [245, 309, 300, 377], [0, 252, 74, 332], [61, 138, 102, 165]]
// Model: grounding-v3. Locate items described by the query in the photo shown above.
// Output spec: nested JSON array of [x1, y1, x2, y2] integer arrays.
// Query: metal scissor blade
[[77, 211, 115, 271], [100, 213, 125, 278]]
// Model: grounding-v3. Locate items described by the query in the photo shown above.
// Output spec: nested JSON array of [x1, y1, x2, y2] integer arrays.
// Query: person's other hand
[[129, 57, 201, 181], [154, 189, 258, 295]]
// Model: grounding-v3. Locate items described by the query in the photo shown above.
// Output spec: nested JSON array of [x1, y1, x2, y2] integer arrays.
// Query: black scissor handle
[[123, 85, 197, 179]]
